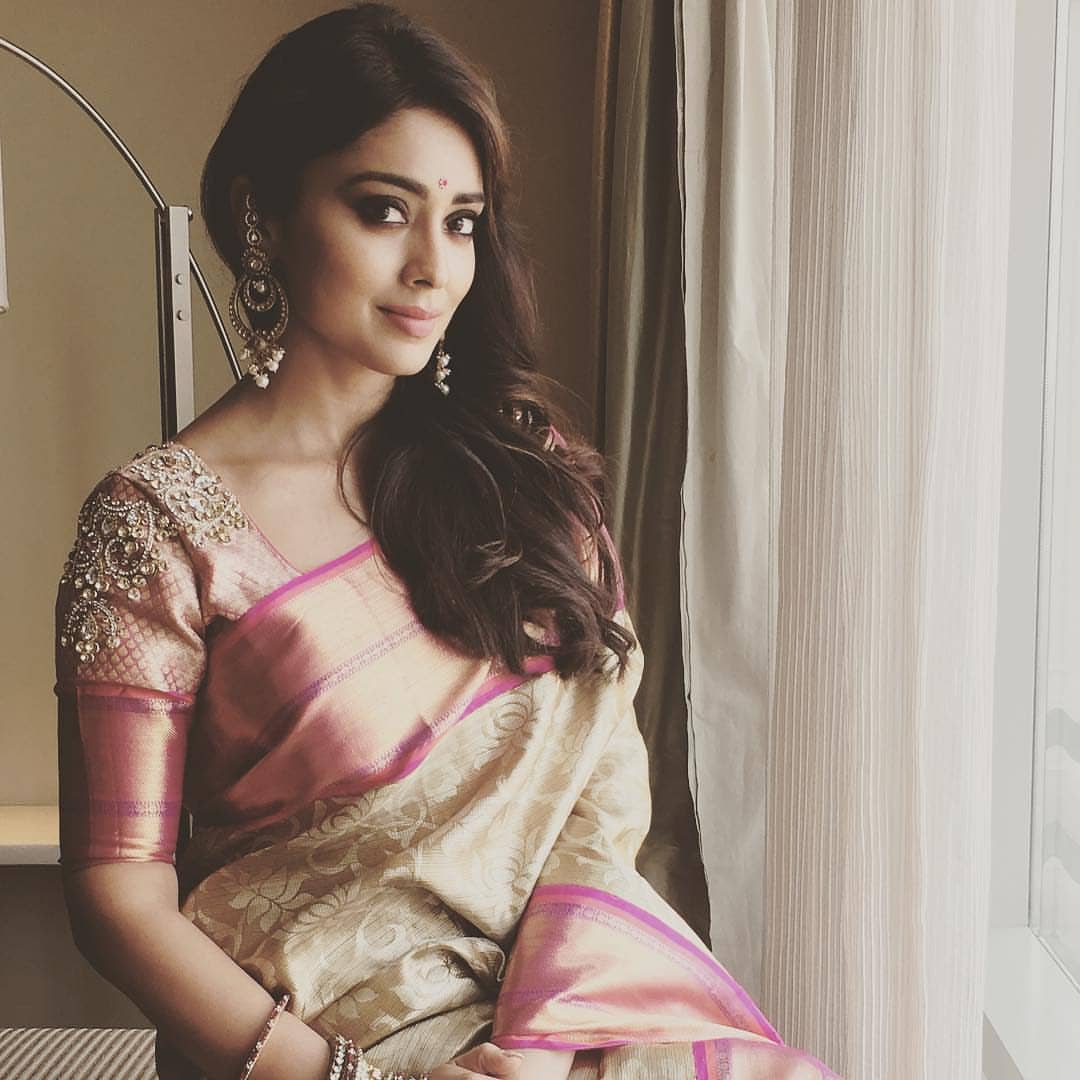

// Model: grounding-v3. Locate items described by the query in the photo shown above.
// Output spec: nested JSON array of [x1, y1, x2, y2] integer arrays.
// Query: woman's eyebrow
[[342, 170, 485, 206]]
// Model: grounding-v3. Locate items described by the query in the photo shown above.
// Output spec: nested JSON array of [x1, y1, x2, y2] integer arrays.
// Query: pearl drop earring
[[433, 337, 451, 396], [227, 192, 288, 389]]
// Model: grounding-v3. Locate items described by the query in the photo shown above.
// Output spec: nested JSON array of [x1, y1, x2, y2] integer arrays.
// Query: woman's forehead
[[329, 108, 484, 193]]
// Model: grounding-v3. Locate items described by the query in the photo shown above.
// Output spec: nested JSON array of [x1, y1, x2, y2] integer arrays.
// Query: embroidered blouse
[[53, 438, 593, 873]]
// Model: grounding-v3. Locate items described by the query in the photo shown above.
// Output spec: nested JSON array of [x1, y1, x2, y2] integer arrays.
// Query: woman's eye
[[357, 198, 406, 224], [356, 198, 477, 238], [450, 214, 478, 238]]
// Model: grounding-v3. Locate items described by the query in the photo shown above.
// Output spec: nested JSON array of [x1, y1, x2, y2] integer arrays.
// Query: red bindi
[[438, 177, 448, 189]]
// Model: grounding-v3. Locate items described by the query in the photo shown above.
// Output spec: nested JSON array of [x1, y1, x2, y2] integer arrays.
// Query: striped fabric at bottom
[[0, 1028, 156, 1080]]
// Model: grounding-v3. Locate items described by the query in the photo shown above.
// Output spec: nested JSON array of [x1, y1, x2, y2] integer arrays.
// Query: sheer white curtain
[[675, 2, 1015, 1077]]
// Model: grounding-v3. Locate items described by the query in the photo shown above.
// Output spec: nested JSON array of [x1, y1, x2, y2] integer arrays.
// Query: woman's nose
[[404, 220, 449, 288]]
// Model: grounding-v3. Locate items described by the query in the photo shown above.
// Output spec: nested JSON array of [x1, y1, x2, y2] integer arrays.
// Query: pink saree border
[[694, 1039, 843, 1080], [197, 506, 630, 796], [498, 1035, 673, 1052], [693, 1041, 712, 1077], [495, 1034, 780, 1057], [229, 621, 560, 784], [82, 796, 183, 819], [53, 679, 197, 708], [464, 659, 559, 714], [524, 884, 781, 1044], [496, 1033, 839, 1077], [216, 537, 378, 652], [212, 646, 562, 834], [312, 598, 626, 800], [328, 656, 559, 792], [213, 514, 627, 659]]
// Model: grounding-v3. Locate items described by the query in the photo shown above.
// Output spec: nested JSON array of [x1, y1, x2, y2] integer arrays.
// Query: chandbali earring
[[433, 336, 452, 396], [228, 192, 289, 389]]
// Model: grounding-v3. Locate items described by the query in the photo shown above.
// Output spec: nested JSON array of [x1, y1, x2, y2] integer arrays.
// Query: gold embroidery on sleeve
[[59, 490, 179, 667], [125, 444, 248, 548], [59, 445, 248, 669]]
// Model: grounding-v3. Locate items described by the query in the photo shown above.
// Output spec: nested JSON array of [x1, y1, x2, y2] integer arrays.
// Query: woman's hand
[[429, 1042, 523, 1078], [500, 1048, 576, 1080]]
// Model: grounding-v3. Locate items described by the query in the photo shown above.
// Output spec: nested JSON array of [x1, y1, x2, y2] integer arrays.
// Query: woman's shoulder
[[58, 441, 252, 609], [108, 441, 250, 550], [95, 384, 264, 547], [77, 440, 249, 552], [55, 446, 222, 682], [55, 435, 268, 671]]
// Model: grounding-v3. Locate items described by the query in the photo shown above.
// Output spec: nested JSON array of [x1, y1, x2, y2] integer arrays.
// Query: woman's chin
[[340, 347, 432, 380]]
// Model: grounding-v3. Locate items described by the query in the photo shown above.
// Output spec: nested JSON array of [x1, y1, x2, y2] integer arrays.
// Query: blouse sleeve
[[53, 470, 206, 874]]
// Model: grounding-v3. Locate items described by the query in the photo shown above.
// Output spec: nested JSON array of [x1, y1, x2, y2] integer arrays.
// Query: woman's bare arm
[[64, 860, 332, 1080]]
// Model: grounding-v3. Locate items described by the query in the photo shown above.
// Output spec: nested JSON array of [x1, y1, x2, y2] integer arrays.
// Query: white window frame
[[985, 2, 1080, 1077]]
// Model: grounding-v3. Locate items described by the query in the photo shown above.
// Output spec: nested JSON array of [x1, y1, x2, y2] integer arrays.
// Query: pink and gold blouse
[[54, 441, 571, 868]]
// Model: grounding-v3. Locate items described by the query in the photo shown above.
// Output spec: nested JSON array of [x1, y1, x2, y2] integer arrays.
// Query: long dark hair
[[201, 1, 636, 679]]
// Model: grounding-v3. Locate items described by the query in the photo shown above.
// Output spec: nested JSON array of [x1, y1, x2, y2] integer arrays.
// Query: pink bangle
[[238, 991, 291, 1080]]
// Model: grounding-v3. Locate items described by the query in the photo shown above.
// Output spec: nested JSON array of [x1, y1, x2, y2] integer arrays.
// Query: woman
[[53, 5, 841, 1079]]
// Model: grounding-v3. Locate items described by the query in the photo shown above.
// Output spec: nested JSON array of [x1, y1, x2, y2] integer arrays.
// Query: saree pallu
[[170, 603, 838, 1079]]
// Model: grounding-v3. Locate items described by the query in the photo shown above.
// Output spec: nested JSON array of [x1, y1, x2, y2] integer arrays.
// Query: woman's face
[[258, 106, 485, 379]]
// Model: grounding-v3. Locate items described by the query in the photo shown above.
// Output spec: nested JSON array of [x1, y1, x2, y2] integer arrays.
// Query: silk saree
[[54, 442, 840, 1080]]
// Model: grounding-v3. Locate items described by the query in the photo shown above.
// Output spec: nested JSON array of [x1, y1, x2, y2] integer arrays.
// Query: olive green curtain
[[591, 0, 710, 946]]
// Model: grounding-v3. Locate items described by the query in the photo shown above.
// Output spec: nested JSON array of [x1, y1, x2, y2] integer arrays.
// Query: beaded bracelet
[[238, 991, 291, 1080], [327, 1034, 430, 1080]]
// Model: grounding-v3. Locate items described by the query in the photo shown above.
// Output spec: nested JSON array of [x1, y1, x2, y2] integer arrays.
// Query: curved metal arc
[[0, 36, 241, 381]]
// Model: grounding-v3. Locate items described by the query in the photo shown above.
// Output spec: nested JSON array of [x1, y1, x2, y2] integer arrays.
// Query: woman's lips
[[379, 307, 439, 338]]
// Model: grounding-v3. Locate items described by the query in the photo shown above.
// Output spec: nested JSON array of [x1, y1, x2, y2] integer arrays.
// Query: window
[[984, 2, 1080, 1077], [1032, 0, 1080, 996]]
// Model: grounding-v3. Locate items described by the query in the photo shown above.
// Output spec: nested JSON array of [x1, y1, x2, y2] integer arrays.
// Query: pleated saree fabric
[[54, 443, 840, 1079]]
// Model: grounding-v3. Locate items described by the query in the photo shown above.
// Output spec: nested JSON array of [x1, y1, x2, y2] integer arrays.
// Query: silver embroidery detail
[[59, 488, 179, 668], [124, 443, 248, 547]]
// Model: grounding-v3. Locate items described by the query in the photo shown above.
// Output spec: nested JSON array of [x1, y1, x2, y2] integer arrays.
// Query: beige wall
[[0, 0, 600, 1027]]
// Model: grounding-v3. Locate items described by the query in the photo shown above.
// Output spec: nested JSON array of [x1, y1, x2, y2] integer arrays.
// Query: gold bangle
[[238, 991, 291, 1080], [328, 1035, 354, 1080], [325, 1034, 430, 1080], [355, 1043, 429, 1080]]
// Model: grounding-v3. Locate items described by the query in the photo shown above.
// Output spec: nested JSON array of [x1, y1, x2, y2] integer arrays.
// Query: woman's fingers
[[430, 1065, 515, 1080], [428, 1040, 524, 1078], [453, 1042, 524, 1077]]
